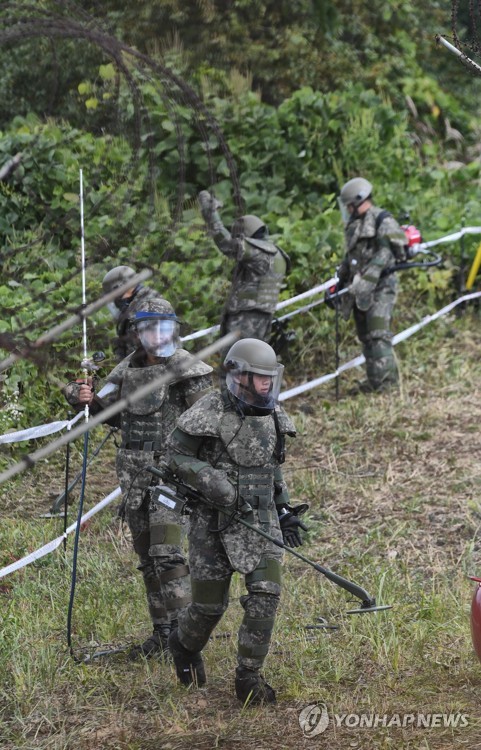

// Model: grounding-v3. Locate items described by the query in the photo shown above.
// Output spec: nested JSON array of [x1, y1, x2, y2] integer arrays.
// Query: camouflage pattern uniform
[[65, 347, 213, 640], [165, 389, 296, 673], [198, 193, 290, 352], [337, 206, 407, 390], [113, 286, 166, 361], [218, 235, 290, 345]]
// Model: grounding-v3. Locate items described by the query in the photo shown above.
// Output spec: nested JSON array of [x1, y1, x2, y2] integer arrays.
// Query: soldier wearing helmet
[[102, 265, 166, 361], [335, 177, 407, 391], [64, 297, 213, 659], [198, 191, 290, 359], [165, 339, 305, 705]]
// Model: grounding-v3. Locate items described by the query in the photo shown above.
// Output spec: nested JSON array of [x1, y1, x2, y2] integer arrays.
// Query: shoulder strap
[[273, 410, 286, 464], [375, 210, 391, 232]]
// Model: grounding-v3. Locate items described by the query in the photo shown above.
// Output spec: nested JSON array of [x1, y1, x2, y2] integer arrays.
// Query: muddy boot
[[235, 666, 276, 705], [168, 628, 206, 687], [129, 623, 171, 660]]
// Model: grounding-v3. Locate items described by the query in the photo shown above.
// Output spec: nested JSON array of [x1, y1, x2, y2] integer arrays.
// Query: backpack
[[375, 210, 421, 262]]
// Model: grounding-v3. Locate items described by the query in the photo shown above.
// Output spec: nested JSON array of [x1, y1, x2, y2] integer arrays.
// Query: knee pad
[[245, 556, 282, 597], [190, 577, 230, 617]]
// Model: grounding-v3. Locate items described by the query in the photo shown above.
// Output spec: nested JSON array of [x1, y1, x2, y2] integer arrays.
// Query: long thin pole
[[79, 169, 89, 422]]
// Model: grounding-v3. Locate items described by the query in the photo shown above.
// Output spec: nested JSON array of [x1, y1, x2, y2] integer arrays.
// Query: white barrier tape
[[275, 278, 337, 311], [1, 223, 480, 444], [0, 487, 121, 579], [4, 291, 481, 579], [0, 411, 83, 445], [279, 355, 365, 401], [181, 324, 220, 343], [392, 290, 481, 344], [181, 278, 338, 342], [279, 290, 481, 401]]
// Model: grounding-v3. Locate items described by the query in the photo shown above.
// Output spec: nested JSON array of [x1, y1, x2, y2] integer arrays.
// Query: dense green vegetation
[[0, 0, 480, 439], [2, 4, 481, 749]]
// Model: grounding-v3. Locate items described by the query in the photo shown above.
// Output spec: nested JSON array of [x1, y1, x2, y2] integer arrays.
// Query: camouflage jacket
[[337, 206, 405, 316], [64, 348, 213, 448], [64, 348, 213, 509], [166, 390, 296, 573], [220, 236, 290, 315]]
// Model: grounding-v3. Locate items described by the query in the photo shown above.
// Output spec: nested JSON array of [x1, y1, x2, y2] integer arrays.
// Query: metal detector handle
[[146, 466, 378, 609], [231, 508, 375, 607], [147, 465, 164, 480]]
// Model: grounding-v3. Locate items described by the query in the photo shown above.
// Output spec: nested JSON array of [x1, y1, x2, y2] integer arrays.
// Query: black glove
[[278, 505, 309, 548]]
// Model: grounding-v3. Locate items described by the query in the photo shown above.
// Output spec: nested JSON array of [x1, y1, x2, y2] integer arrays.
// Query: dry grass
[[1, 313, 481, 749]]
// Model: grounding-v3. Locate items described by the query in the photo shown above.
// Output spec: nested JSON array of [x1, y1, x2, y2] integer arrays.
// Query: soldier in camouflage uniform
[[102, 265, 167, 361], [198, 191, 290, 358], [335, 177, 408, 391], [64, 298, 213, 657], [165, 339, 305, 704]]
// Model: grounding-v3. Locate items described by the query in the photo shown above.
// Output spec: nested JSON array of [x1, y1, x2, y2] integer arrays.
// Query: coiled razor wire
[[0, 0, 244, 370], [437, 1, 481, 75]]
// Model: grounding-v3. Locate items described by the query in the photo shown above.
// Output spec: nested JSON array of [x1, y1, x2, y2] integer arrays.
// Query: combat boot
[[168, 628, 206, 687], [235, 666, 276, 705], [129, 622, 172, 660]]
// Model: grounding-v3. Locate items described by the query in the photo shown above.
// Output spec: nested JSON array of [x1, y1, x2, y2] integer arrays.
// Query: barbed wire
[[448, 0, 481, 74], [0, 1, 242, 370]]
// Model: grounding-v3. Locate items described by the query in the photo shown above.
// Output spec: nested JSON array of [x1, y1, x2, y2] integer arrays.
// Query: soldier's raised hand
[[198, 190, 222, 218]]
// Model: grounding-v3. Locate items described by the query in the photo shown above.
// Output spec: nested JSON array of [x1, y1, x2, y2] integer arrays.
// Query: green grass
[[1, 313, 481, 749]]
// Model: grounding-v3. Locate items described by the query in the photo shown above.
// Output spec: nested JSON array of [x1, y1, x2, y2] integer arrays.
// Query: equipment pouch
[[150, 484, 189, 516]]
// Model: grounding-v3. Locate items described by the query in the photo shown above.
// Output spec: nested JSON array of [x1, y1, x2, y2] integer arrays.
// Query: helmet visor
[[226, 361, 284, 411], [337, 196, 351, 226], [107, 301, 120, 320], [136, 319, 178, 357]]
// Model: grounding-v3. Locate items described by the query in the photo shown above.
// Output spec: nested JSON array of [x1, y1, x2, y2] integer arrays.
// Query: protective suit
[[166, 339, 299, 705], [337, 179, 407, 391], [64, 298, 213, 656], [198, 192, 290, 353]]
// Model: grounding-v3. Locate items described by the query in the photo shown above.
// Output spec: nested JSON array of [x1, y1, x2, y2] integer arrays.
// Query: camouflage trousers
[[353, 285, 398, 391], [177, 506, 282, 672], [118, 449, 191, 628]]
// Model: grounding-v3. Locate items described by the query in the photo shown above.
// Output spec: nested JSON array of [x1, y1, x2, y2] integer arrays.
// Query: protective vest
[[228, 239, 290, 314], [119, 349, 212, 450], [175, 391, 296, 572], [342, 207, 404, 283]]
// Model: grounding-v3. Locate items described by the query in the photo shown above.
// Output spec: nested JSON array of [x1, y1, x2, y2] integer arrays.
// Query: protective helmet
[[339, 177, 373, 207], [470, 576, 481, 663], [133, 298, 179, 358], [102, 265, 137, 295], [231, 214, 267, 239], [223, 338, 284, 413]]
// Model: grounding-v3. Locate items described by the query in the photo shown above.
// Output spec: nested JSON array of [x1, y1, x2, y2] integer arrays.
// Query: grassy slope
[[1, 311, 481, 749]]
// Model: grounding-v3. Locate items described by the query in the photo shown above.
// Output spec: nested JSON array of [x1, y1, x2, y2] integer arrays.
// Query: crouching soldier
[[64, 298, 213, 657], [164, 338, 304, 704]]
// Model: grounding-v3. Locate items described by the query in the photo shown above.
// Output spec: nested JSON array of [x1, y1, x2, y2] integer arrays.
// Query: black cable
[[66, 429, 89, 659], [50, 426, 117, 515], [62, 432, 70, 553]]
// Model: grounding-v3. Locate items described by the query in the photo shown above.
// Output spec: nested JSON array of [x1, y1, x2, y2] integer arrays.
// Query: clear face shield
[[107, 301, 120, 320], [226, 362, 284, 412], [337, 196, 352, 226], [135, 318, 178, 358]]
